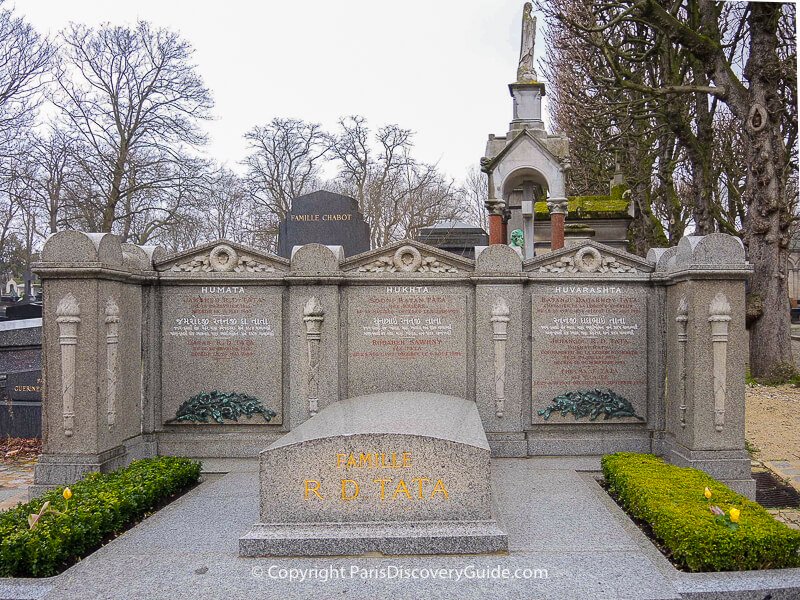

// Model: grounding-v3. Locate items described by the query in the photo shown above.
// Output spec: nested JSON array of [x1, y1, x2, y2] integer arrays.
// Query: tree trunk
[[741, 3, 794, 377], [624, 131, 667, 255]]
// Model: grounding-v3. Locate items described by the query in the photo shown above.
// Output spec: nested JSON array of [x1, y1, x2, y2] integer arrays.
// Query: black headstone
[[0, 369, 42, 438], [277, 191, 370, 259], [416, 221, 489, 260], [5, 301, 42, 320], [5, 370, 42, 402]]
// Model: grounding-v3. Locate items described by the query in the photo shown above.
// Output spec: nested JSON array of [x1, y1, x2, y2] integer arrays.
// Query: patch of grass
[[0, 456, 201, 577], [602, 452, 800, 572], [750, 362, 800, 386], [744, 439, 761, 457]]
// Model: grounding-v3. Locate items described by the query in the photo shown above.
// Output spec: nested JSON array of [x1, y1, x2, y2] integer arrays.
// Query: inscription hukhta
[[532, 285, 647, 422], [161, 286, 283, 424], [347, 287, 467, 397]]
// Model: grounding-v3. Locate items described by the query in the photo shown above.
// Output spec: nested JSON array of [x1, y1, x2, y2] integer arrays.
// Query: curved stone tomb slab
[[239, 392, 507, 556]]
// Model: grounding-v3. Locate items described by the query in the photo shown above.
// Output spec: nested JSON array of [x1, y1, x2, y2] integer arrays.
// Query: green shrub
[[602, 453, 800, 572], [0, 456, 201, 577]]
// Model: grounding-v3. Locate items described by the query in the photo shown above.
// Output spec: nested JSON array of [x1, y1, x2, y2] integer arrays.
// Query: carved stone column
[[675, 296, 689, 429], [547, 197, 568, 251], [485, 200, 507, 245], [105, 298, 120, 429], [56, 293, 81, 437], [490, 298, 510, 418], [709, 293, 731, 432], [303, 297, 324, 416]]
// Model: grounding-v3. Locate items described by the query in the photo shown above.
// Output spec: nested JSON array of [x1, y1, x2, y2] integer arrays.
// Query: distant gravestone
[[0, 369, 42, 438], [6, 370, 42, 402], [277, 191, 370, 259], [22, 270, 34, 300]]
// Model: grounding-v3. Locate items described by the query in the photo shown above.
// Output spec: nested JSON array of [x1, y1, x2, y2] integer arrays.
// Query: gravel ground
[[745, 384, 800, 462], [745, 383, 800, 529]]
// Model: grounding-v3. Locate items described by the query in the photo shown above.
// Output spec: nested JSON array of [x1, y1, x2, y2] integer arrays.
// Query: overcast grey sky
[[14, 0, 549, 181]]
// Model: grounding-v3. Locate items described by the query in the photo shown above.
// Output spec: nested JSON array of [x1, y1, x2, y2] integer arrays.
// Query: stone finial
[[491, 297, 511, 419], [709, 292, 732, 320], [676, 296, 688, 320], [303, 296, 324, 416], [105, 297, 120, 322], [708, 292, 731, 433], [56, 293, 80, 318], [491, 298, 511, 320], [303, 296, 324, 319], [56, 293, 81, 438]]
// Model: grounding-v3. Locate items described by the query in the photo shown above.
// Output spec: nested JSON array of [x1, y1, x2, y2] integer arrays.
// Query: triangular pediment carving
[[154, 240, 289, 274], [341, 239, 474, 274], [525, 241, 654, 274], [483, 129, 565, 173]]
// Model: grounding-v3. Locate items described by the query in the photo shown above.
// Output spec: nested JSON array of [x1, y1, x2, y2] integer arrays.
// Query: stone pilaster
[[288, 245, 342, 430], [474, 245, 526, 456], [656, 234, 755, 498], [32, 232, 151, 493]]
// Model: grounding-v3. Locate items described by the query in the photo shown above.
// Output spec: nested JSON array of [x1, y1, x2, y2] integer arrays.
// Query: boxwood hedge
[[0, 456, 201, 577], [602, 452, 800, 572]]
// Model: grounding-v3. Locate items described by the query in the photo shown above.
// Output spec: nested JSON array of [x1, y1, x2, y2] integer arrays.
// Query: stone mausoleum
[[32, 230, 755, 502], [480, 3, 634, 259]]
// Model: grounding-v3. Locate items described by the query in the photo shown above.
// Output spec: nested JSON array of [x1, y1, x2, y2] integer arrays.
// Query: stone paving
[[0, 458, 798, 600], [0, 458, 35, 511], [761, 462, 800, 530]]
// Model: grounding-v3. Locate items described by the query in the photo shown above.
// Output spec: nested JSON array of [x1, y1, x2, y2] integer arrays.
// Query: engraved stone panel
[[161, 285, 282, 425], [531, 284, 648, 423], [346, 286, 467, 398]]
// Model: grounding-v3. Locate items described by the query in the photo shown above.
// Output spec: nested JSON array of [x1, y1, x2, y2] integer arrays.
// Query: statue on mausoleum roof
[[517, 2, 538, 82]]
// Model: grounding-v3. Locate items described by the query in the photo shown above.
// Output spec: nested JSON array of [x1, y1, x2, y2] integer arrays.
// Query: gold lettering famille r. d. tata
[[302, 452, 450, 502]]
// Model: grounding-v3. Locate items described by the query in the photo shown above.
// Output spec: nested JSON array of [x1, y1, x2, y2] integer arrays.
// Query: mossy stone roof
[[533, 186, 630, 220]]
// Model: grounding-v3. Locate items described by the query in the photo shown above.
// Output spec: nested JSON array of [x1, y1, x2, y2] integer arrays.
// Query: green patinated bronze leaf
[[538, 388, 644, 421], [169, 391, 277, 424]]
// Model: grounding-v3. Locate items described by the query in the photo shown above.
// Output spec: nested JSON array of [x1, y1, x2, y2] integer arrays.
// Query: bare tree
[[53, 21, 213, 237], [328, 116, 462, 246], [539, 0, 673, 253], [20, 126, 79, 236], [243, 118, 327, 223], [541, 0, 797, 378], [201, 167, 252, 243], [460, 165, 489, 232], [0, 1, 52, 160]]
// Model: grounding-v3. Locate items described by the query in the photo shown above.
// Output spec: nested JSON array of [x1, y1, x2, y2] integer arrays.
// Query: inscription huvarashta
[[347, 287, 467, 397], [161, 285, 283, 424], [532, 286, 647, 422]]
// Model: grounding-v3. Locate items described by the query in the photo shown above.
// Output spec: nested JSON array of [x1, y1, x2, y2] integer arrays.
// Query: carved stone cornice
[[536, 246, 640, 274]]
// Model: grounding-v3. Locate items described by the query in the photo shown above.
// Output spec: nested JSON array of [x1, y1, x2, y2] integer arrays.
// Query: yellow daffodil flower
[[729, 507, 740, 523], [63, 487, 72, 500], [704, 487, 712, 499]]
